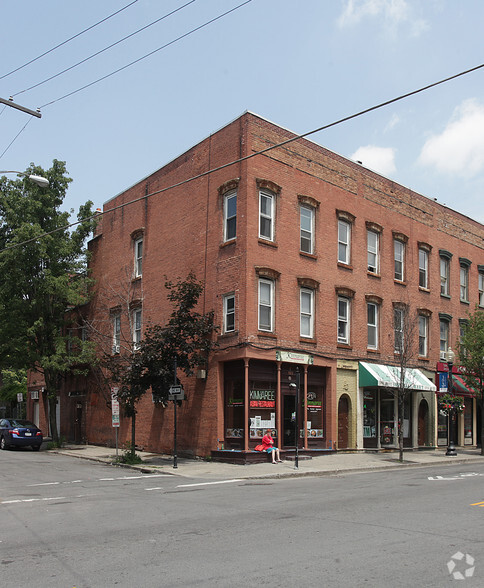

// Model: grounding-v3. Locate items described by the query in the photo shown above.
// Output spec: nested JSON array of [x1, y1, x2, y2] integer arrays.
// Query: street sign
[[168, 385, 184, 401], [17, 393, 23, 402], [111, 387, 120, 428]]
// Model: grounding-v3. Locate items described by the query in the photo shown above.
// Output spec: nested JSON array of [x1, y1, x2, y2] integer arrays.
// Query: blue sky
[[1, 0, 484, 222]]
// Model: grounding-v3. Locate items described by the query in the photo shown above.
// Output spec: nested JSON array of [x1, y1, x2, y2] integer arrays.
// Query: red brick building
[[28, 112, 484, 457]]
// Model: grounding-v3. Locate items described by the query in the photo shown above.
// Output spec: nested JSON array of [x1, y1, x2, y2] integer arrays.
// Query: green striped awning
[[359, 362, 436, 391]]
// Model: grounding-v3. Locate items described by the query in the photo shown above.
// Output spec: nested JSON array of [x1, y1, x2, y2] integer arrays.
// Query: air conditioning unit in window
[[112, 345, 120, 354], [31, 390, 39, 400], [440, 351, 447, 360]]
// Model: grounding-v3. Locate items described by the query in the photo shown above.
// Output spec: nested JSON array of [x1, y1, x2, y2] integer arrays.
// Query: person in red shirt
[[260, 429, 282, 464]]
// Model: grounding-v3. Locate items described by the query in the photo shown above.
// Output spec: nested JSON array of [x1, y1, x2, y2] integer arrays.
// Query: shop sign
[[228, 397, 243, 406], [250, 389, 275, 408], [439, 372, 448, 392], [276, 350, 313, 364]]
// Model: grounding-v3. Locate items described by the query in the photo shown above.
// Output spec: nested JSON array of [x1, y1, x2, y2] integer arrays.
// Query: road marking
[[428, 472, 484, 481], [29, 482, 60, 486], [2, 496, 66, 504], [177, 479, 243, 488], [145, 487, 164, 491], [470, 501, 484, 507]]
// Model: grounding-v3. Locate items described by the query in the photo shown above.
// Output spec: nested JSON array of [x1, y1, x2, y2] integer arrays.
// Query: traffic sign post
[[111, 387, 120, 459]]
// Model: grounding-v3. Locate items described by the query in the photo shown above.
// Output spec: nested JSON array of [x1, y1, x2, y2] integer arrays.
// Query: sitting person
[[256, 430, 282, 463]]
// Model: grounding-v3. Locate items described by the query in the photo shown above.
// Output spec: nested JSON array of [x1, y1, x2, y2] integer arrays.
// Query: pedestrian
[[257, 429, 282, 463]]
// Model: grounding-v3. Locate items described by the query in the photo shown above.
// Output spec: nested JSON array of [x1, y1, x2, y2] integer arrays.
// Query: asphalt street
[[1, 449, 483, 587]]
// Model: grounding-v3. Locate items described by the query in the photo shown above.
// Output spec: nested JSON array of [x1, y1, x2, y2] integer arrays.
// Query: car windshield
[[9, 420, 37, 428]]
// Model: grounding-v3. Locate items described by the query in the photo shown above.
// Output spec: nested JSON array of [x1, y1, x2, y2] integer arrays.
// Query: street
[[1, 450, 483, 587]]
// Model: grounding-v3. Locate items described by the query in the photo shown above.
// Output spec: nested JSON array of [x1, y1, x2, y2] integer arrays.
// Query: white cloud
[[337, 0, 428, 36], [384, 113, 400, 133], [350, 145, 397, 176], [418, 99, 484, 177]]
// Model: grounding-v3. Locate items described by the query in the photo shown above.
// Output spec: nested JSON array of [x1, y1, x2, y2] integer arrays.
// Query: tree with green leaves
[[459, 307, 484, 455], [104, 272, 216, 458], [0, 368, 27, 417], [0, 161, 97, 442]]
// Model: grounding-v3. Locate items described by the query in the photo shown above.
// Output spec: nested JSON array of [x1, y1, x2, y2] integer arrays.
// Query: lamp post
[[446, 347, 457, 456], [0, 170, 49, 187]]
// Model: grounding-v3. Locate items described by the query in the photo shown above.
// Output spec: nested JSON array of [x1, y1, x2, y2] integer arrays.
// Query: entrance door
[[75, 403, 83, 444], [418, 399, 428, 446], [283, 395, 296, 447], [338, 395, 349, 449]]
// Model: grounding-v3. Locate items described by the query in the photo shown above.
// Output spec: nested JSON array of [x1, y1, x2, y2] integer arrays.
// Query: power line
[[0, 118, 33, 161], [13, 1, 198, 98], [1, 61, 483, 254], [0, 0, 139, 81], [39, 0, 254, 108]]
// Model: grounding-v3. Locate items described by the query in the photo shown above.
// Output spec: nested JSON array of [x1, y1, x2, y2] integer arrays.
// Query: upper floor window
[[134, 237, 143, 278], [300, 205, 314, 254], [394, 307, 405, 353], [479, 270, 484, 307], [419, 248, 429, 289], [258, 278, 274, 332], [223, 293, 235, 333], [337, 297, 350, 344], [224, 190, 237, 242], [419, 314, 428, 357], [300, 288, 314, 338], [367, 230, 379, 274], [259, 190, 275, 241], [439, 317, 450, 360], [367, 302, 379, 350], [338, 220, 351, 265], [394, 239, 405, 281], [440, 257, 450, 297], [112, 314, 121, 354], [132, 308, 142, 349], [459, 258, 471, 302]]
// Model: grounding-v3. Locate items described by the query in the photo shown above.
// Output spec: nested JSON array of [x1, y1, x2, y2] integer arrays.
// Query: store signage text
[[250, 389, 275, 408]]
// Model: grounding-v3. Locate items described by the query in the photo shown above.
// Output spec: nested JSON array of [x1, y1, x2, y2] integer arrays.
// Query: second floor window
[[259, 190, 274, 241], [460, 265, 469, 302], [112, 314, 121, 354], [419, 315, 428, 356], [440, 257, 450, 296], [394, 308, 404, 353], [337, 297, 350, 344], [367, 302, 378, 349], [258, 278, 274, 331], [479, 272, 484, 306], [224, 190, 237, 241], [223, 294, 235, 333], [367, 230, 379, 273], [300, 205, 314, 254], [300, 288, 314, 338], [338, 220, 350, 264], [134, 237, 143, 278], [440, 319, 449, 359], [394, 239, 404, 281], [419, 248, 429, 289], [132, 309, 142, 349]]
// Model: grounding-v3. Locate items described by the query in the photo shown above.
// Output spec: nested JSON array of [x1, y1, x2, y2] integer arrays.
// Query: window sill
[[460, 299, 470, 305], [257, 331, 277, 340], [394, 279, 406, 287], [218, 331, 238, 339], [258, 238, 277, 248], [300, 337, 317, 345], [337, 342, 352, 350], [220, 239, 236, 249], [440, 293, 451, 299], [300, 251, 317, 261], [337, 262, 353, 271], [418, 287, 430, 294], [367, 348, 380, 354], [418, 356, 430, 362], [367, 272, 381, 279]]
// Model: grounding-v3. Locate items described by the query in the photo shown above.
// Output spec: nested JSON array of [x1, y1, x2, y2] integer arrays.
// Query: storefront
[[223, 352, 330, 453], [359, 362, 436, 450], [436, 363, 476, 447]]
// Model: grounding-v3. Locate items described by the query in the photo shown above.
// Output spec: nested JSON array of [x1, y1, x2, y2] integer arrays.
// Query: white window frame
[[300, 288, 314, 338], [258, 278, 274, 332], [419, 315, 428, 357], [440, 257, 450, 296], [367, 230, 379, 274], [440, 319, 449, 358], [112, 314, 121, 354], [394, 239, 404, 281], [300, 205, 314, 254], [132, 308, 142, 349], [223, 293, 235, 333], [419, 248, 429, 289], [394, 308, 404, 353], [337, 297, 350, 344], [367, 302, 378, 350], [223, 190, 237, 242], [338, 220, 350, 264], [259, 190, 274, 241], [134, 237, 143, 278], [460, 264, 469, 302], [479, 272, 484, 307]]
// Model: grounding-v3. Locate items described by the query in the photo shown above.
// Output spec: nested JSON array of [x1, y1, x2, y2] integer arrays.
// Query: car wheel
[[31, 445, 40, 452], [0, 436, 8, 450]]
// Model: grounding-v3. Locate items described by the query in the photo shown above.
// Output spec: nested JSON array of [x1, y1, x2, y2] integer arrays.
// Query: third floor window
[[259, 190, 275, 241], [300, 205, 314, 254]]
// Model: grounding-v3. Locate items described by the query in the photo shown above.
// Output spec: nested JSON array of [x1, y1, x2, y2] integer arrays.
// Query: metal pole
[[173, 357, 178, 468], [115, 427, 119, 460], [446, 358, 457, 456], [295, 368, 300, 470]]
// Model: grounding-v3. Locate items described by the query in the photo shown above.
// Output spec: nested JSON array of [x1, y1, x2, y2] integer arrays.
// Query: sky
[[1, 0, 484, 223]]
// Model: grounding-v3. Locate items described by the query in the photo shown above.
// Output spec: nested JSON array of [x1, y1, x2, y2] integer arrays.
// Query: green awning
[[359, 362, 436, 391]]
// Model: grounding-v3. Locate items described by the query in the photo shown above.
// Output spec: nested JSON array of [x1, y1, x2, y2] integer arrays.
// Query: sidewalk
[[49, 444, 484, 480]]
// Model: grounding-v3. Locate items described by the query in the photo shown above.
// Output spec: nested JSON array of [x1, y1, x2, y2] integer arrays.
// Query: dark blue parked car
[[0, 419, 43, 451]]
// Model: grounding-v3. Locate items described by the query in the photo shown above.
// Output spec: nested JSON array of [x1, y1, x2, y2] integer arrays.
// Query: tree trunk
[[480, 397, 484, 456], [131, 411, 136, 457], [398, 393, 404, 462]]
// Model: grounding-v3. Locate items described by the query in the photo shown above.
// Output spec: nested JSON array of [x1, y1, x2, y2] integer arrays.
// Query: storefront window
[[437, 409, 448, 446], [464, 400, 473, 445], [380, 394, 395, 445], [249, 383, 276, 440], [224, 361, 245, 448], [363, 391, 376, 439], [306, 386, 323, 440]]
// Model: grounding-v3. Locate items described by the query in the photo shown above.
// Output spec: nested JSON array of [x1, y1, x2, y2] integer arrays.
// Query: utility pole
[[0, 96, 41, 118]]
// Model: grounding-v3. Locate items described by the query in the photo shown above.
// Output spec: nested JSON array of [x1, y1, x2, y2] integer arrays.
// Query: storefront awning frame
[[359, 362, 436, 391]]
